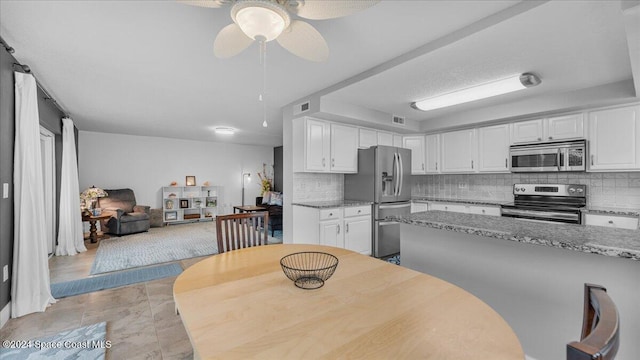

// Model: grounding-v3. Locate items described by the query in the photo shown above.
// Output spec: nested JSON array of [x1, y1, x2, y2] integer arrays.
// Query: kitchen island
[[397, 211, 640, 360]]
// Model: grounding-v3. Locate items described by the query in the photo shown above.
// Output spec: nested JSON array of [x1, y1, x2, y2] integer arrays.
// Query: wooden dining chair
[[216, 211, 270, 253], [567, 283, 620, 360]]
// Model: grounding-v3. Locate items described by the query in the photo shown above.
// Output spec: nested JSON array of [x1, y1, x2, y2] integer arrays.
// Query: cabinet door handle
[[422, 163, 425, 170], [608, 220, 614, 224], [471, 160, 474, 169], [322, 158, 326, 167], [505, 158, 508, 168], [332, 158, 335, 167], [337, 224, 340, 234], [537, 137, 542, 141], [435, 162, 438, 170], [346, 223, 349, 233], [549, 136, 553, 140], [329, 213, 333, 217], [591, 155, 594, 166]]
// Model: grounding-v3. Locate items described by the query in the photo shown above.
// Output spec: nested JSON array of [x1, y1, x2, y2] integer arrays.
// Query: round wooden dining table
[[174, 244, 524, 359]]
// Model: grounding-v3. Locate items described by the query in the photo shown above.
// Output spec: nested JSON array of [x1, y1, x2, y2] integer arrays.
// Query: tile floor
[[0, 240, 208, 359]]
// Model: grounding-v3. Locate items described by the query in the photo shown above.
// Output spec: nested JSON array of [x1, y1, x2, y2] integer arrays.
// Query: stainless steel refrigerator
[[344, 145, 412, 258]]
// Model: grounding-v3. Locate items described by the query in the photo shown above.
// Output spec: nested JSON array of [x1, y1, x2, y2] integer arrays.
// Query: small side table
[[233, 205, 267, 213], [82, 213, 111, 243]]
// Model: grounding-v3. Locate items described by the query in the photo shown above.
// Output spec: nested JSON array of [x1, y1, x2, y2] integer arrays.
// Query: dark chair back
[[216, 212, 270, 253], [567, 283, 620, 360]]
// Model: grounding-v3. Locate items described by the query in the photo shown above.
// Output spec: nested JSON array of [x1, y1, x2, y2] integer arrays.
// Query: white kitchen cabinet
[[511, 119, 544, 144], [393, 134, 403, 147], [588, 105, 640, 171], [478, 124, 510, 172], [425, 134, 440, 173], [411, 202, 429, 213], [441, 129, 476, 173], [358, 128, 377, 149], [403, 135, 426, 174], [293, 117, 358, 173], [292, 205, 371, 255], [511, 114, 584, 144], [331, 124, 358, 173], [547, 113, 584, 141], [377, 131, 393, 146], [584, 213, 638, 230]]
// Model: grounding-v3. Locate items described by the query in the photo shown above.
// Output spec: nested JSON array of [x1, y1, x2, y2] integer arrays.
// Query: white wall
[[78, 131, 273, 212]]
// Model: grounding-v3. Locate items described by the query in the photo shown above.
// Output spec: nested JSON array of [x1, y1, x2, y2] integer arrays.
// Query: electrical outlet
[[2, 265, 8, 282]]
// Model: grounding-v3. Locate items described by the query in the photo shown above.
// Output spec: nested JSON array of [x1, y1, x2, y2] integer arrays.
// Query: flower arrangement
[[257, 163, 274, 196]]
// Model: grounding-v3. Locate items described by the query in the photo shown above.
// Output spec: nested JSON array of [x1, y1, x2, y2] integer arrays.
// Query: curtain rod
[[11, 63, 70, 118], [3, 35, 70, 117]]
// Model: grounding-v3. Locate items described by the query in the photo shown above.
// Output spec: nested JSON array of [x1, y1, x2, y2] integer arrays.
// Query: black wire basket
[[280, 252, 339, 290]]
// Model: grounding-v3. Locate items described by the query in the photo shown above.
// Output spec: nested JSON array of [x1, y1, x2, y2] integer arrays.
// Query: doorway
[[40, 126, 56, 255]]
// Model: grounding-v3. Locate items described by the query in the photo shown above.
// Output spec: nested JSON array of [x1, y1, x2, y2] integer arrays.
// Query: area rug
[[0, 322, 107, 360], [52, 263, 183, 298], [90, 222, 217, 275]]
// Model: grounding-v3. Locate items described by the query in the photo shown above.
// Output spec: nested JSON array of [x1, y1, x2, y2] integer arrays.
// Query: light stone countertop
[[394, 211, 640, 261], [411, 197, 506, 206], [291, 200, 373, 209]]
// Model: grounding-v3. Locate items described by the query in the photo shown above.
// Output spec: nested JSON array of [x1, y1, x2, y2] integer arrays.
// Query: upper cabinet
[[393, 134, 403, 148], [425, 134, 440, 173], [478, 124, 510, 172], [403, 135, 426, 174], [358, 128, 377, 149], [377, 131, 394, 146], [441, 129, 476, 173], [293, 117, 358, 173], [588, 105, 640, 171], [511, 114, 584, 144]]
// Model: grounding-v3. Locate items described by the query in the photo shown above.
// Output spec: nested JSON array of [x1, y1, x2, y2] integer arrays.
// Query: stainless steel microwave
[[509, 139, 587, 172]]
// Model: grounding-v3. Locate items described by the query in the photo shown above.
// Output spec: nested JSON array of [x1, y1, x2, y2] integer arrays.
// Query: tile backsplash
[[412, 172, 640, 209], [292, 173, 344, 202]]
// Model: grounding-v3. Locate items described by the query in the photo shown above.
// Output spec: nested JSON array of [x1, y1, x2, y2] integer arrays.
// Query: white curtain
[[12, 72, 56, 317], [56, 118, 86, 256]]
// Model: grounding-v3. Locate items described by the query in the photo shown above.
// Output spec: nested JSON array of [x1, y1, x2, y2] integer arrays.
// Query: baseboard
[[0, 301, 10, 328]]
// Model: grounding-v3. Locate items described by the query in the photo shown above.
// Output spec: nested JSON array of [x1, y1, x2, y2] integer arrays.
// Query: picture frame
[[165, 211, 177, 221], [186, 176, 196, 186], [180, 199, 189, 209]]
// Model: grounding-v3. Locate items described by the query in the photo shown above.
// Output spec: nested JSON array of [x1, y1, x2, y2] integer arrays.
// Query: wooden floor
[[1, 235, 207, 360]]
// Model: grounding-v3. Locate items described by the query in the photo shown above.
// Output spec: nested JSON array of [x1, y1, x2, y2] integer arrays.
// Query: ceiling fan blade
[[276, 20, 328, 62], [176, 0, 230, 8], [214, 23, 254, 58], [291, 0, 380, 20]]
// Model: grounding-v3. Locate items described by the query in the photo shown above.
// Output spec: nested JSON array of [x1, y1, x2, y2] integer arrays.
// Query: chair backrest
[[98, 188, 137, 213], [216, 212, 270, 253], [567, 283, 620, 360]]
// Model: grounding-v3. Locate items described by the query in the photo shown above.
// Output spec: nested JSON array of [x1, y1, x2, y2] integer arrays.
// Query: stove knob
[[515, 188, 520, 192], [576, 188, 584, 193], [569, 188, 576, 193], [520, 187, 526, 192]]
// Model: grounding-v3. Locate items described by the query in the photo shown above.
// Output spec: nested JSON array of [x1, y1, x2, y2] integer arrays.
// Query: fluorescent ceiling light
[[411, 73, 541, 112], [215, 127, 235, 135]]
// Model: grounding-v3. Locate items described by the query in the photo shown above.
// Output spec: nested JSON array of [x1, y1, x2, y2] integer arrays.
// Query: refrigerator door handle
[[393, 152, 399, 196], [379, 221, 400, 226], [398, 152, 404, 196]]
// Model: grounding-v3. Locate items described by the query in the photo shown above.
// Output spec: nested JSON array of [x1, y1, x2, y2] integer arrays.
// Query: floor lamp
[[241, 172, 251, 206]]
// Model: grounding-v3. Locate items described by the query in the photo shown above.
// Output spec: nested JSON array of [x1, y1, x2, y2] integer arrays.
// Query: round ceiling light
[[214, 127, 235, 135], [231, 0, 291, 42]]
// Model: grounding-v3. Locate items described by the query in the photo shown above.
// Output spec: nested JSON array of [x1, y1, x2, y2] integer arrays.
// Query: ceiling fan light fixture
[[231, 0, 291, 42], [411, 73, 542, 112]]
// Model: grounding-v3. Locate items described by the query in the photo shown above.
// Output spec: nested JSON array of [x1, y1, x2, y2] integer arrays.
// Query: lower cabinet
[[428, 202, 501, 216], [293, 205, 372, 255], [584, 213, 639, 230]]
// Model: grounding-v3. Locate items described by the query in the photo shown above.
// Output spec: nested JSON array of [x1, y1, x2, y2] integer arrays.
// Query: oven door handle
[[502, 208, 579, 219], [557, 149, 561, 171]]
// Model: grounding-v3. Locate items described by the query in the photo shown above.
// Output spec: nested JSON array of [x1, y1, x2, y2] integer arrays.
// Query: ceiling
[[1, 0, 638, 147]]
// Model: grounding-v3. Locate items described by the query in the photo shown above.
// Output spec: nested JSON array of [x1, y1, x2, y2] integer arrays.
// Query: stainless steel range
[[501, 184, 586, 224]]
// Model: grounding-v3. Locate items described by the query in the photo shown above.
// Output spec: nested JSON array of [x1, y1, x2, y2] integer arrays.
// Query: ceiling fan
[[180, 0, 380, 62]]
